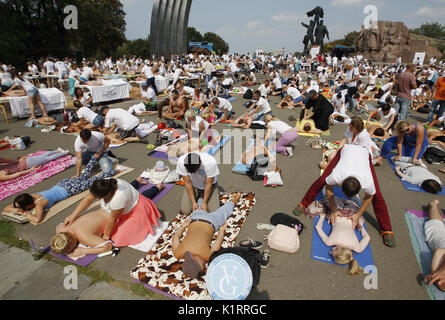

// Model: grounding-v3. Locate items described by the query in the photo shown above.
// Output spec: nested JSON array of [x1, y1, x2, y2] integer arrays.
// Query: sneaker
[[286, 147, 293, 157], [259, 248, 270, 269], [239, 238, 263, 250]]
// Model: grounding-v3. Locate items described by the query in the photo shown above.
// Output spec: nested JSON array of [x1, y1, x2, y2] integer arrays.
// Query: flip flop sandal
[[256, 223, 275, 231], [381, 231, 396, 248]]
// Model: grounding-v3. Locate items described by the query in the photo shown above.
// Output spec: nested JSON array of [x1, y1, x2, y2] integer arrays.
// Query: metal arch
[[150, 0, 193, 59]]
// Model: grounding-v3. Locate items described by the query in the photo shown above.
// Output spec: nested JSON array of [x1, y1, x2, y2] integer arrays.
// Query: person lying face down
[[315, 213, 370, 275], [51, 208, 115, 258], [394, 156, 442, 194], [172, 193, 242, 279]]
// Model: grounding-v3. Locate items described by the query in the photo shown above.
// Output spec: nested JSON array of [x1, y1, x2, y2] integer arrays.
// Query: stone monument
[[301, 6, 329, 55], [354, 21, 442, 63], [150, 0, 193, 58]]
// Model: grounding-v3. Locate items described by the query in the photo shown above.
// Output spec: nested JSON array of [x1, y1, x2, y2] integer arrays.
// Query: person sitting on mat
[[210, 96, 233, 122], [394, 157, 442, 194], [176, 152, 220, 215], [172, 193, 242, 279], [51, 178, 164, 257], [4, 153, 118, 224], [294, 144, 396, 248], [0, 149, 70, 182], [366, 103, 397, 135], [246, 90, 272, 122], [377, 120, 429, 166], [184, 110, 210, 141], [162, 90, 188, 120], [62, 178, 162, 247], [315, 213, 370, 275], [424, 200, 445, 292]]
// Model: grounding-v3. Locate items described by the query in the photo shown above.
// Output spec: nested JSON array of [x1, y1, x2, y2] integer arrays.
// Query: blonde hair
[[332, 247, 363, 275], [395, 120, 409, 134], [264, 114, 277, 123], [51, 232, 76, 255]]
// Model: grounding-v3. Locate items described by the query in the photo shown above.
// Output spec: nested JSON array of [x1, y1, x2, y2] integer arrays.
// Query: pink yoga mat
[[407, 208, 445, 219], [0, 151, 75, 202]]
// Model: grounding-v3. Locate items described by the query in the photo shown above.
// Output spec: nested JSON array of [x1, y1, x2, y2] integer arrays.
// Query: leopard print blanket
[[130, 192, 256, 300]]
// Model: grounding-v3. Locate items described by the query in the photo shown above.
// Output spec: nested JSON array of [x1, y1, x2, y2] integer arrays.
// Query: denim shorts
[[92, 115, 104, 126], [26, 87, 39, 98]]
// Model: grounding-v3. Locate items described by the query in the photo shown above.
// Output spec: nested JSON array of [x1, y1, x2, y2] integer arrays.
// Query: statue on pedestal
[[301, 6, 329, 54]]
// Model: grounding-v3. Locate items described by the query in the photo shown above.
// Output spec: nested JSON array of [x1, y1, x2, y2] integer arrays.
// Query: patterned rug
[[0, 151, 75, 201], [130, 192, 256, 300]]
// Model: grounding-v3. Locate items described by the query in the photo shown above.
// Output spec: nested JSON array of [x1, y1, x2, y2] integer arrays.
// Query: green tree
[[203, 32, 229, 55], [344, 31, 360, 46], [188, 27, 203, 42], [116, 38, 151, 58], [0, 0, 126, 69], [411, 22, 445, 40]]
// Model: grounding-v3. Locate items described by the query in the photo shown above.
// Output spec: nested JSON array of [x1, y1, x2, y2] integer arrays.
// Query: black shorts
[[119, 126, 138, 140]]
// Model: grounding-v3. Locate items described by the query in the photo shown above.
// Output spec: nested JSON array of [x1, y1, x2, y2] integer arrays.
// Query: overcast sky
[[120, 0, 445, 54]]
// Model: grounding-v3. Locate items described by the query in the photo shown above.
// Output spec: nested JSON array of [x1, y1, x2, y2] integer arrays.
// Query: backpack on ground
[[243, 89, 253, 100], [424, 145, 445, 164], [247, 154, 269, 181], [267, 224, 300, 254], [270, 212, 305, 235]]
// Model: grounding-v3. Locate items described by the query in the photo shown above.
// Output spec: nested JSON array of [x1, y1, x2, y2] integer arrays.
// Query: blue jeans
[[81, 151, 112, 173], [191, 200, 235, 231], [381, 136, 428, 160], [394, 96, 411, 121], [427, 99, 445, 123]]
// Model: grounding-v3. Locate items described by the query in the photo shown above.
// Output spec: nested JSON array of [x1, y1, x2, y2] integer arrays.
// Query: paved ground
[[0, 74, 438, 300], [0, 241, 145, 300]]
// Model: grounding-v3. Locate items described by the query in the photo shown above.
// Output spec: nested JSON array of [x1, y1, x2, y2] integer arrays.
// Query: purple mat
[[407, 208, 445, 219], [133, 280, 184, 300], [139, 181, 175, 203], [46, 247, 97, 267], [149, 151, 171, 160]]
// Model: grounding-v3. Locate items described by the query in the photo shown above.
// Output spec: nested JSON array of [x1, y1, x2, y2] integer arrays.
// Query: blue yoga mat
[[227, 97, 237, 103], [384, 154, 445, 196], [231, 138, 275, 174], [208, 135, 231, 156], [311, 187, 375, 269], [405, 211, 445, 300]]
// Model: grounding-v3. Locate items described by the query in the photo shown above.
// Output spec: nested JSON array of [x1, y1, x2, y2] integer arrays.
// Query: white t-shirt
[[325, 145, 376, 196], [43, 61, 55, 74], [332, 95, 346, 114], [208, 80, 218, 90], [286, 86, 301, 100], [104, 108, 140, 131], [222, 78, 234, 86], [256, 97, 271, 115], [81, 67, 94, 80], [14, 78, 34, 91], [69, 69, 80, 80], [258, 84, 270, 97], [215, 97, 232, 111], [377, 107, 396, 127], [344, 128, 379, 158], [268, 120, 292, 136], [74, 131, 105, 153], [345, 68, 359, 87], [77, 107, 98, 123], [100, 179, 140, 215], [189, 115, 209, 133], [142, 87, 157, 101], [272, 77, 282, 89], [176, 152, 219, 190], [182, 86, 195, 96]]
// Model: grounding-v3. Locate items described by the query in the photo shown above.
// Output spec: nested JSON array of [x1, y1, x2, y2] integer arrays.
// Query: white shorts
[[425, 219, 445, 251]]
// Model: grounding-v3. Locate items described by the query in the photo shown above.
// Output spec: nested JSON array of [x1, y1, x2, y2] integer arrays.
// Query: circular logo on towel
[[206, 253, 252, 300]]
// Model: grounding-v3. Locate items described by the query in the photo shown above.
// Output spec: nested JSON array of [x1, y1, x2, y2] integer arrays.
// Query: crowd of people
[[1, 49, 445, 293]]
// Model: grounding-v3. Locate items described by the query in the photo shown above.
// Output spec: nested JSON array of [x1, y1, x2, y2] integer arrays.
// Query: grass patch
[[0, 221, 30, 251]]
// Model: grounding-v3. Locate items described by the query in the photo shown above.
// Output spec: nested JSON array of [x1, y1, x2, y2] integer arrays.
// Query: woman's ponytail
[[347, 258, 364, 276]]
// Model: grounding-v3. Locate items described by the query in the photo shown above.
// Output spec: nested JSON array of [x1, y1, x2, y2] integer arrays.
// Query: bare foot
[[375, 157, 383, 167], [439, 169, 445, 174], [157, 184, 165, 191], [137, 177, 148, 185], [232, 192, 242, 205], [430, 199, 440, 208]]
